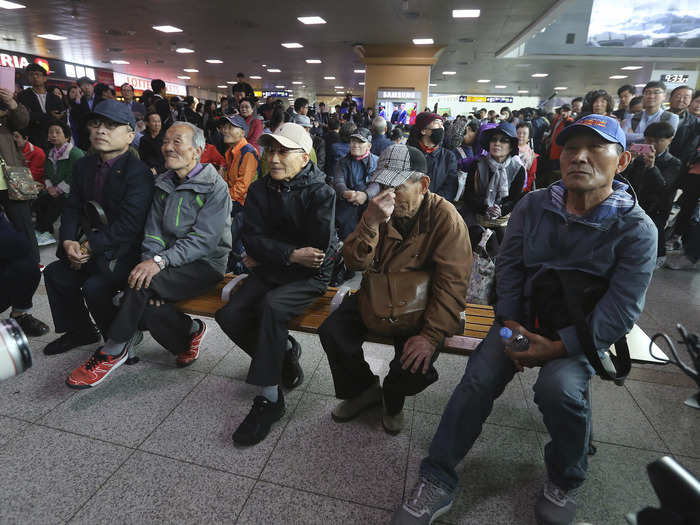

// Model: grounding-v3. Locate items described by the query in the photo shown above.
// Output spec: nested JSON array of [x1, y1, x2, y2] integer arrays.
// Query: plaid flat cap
[[370, 144, 428, 187]]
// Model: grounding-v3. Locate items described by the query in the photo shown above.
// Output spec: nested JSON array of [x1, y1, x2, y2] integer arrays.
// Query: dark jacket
[[59, 152, 154, 268], [333, 152, 378, 195], [624, 150, 682, 215], [16, 88, 64, 151], [371, 133, 393, 157], [496, 180, 657, 358], [312, 135, 326, 172], [242, 162, 338, 286], [462, 156, 526, 217], [670, 113, 700, 166], [152, 95, 172, 129], [138, 131, 166, 174], [423, 146, 459, 201]]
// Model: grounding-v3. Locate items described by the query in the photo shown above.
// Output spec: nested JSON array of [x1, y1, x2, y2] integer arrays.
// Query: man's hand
[[290, 247, 325, 269], [641, 145, 655, 169], [486, 204, 501, 219], [400, 335, 437, 374], [342, 190, 354, 201], [0, 88, 17, 110], [63, 240, 89, 267], [243, 254, 258, 268], [47, 186, 59, 198], [49, 110, 64, 120], [127, 259, 161, 290], [351, 191, 368, 206], [363, 188, 395, 227], [502, 320, 567, 372]]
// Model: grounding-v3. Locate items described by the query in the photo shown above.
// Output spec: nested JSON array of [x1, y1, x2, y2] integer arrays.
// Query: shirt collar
[[98, 150, 129, 170], [171, 162, 204, 182], [550, 179, 634, 222]]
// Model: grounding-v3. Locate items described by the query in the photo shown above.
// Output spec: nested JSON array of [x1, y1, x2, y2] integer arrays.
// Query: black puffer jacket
[[423, 146, 459, 202], [624, 150, 682, 215], [242, 161, 338, 286]]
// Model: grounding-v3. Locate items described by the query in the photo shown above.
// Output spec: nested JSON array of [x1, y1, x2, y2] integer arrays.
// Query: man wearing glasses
[[215, 122, 338, 446], [622, 81, 679, 145], [44, 100, 154, 357]]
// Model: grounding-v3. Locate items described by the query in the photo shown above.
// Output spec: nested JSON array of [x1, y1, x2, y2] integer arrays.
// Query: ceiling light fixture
[[609, 75, 628, 79], [621, 66, 643, 70], [359, 82, 365, 86], [176, 48, 194, 53], [37, 34, 66, 40], [206, 59, 223, 64], [429, 83, 437, 87], [354, 69, 365, 74], [334, 85, 344, 89], [110, 60, 129, 64], [275, 85, 285, 88], [183, 68, 199, 73], [443, 71, 456, 75], [281, 42, 303, 48], [518, 90, 529, 93], [217, 85, 227, 88], [531, 73, 548, 78], [306, 59, 322, 64], [0, 1, 26, 8], [413, 38, 434, 45], [292, 81, 303, 85], [249, 75, 262, 79], [226, 81, 237, 84], [495, 85, 507, 88], [554, 86, 568, 90], [477, 79, 490, 83], [267, 68, 281, 72], [634, 83, 646, 88], [452, 9, 480, 18], [152, 25, 182, 33], [177, 75, 190, 79], [324, 76, 335, 80], [298, 16, 326, 24]]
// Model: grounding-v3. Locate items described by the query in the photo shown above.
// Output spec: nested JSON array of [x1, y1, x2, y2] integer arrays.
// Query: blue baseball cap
[[219, 114, 249, 135], [556, 113, 626, 150], [90, 99, 137, 131]]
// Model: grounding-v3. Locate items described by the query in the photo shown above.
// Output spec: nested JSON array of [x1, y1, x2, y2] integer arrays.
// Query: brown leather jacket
[[344, 191, 473, 346]]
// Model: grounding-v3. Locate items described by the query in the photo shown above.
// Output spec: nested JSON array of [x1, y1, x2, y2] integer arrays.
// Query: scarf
[[352, 150, 370, 161], [418, 141, 438, 155], [48, 142, 71, 168], [517, 143, 534, 171], [483, 155, 517, 207]]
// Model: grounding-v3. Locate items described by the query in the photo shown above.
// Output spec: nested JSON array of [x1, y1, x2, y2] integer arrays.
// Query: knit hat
[[414, 112, 442, 132]]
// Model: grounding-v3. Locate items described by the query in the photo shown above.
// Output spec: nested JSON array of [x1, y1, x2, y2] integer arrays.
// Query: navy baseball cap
[[556, 113, 626, 150], [219, 114, 249, 134], [90, 99, 137, 131]]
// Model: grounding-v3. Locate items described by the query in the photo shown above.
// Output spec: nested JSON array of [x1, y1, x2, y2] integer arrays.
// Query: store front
[[376, 89, 422, 125]]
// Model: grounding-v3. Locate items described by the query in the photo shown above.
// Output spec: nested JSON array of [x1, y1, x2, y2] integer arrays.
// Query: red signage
[[0, 52, 50, 73]]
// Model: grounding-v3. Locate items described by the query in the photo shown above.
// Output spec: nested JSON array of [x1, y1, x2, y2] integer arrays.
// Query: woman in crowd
[[138, 112, 166, 175], [35, 120, 84, 245], [388, 127, 404, 144], [516, 121, 538, 192], [447, 119, 480, 173], [582, 89, 615, 117], [238, 97, 263, 153]]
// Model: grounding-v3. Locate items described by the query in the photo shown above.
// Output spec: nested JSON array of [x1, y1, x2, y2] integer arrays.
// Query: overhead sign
[[113, 72, 186, 96], [378, 89, 421, 100], [0, 51, 54, 73], [262, 90, 293, 98], [459, 95, 514, 103]]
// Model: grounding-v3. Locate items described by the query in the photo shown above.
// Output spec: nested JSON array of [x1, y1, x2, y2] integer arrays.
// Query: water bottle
[[499, 327, 530, 352]]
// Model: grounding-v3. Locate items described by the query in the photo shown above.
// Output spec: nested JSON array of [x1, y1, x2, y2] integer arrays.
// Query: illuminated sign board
[[113, 72, 186, 96], [378, 90, 421, 99], [459, 95, 514, 103]]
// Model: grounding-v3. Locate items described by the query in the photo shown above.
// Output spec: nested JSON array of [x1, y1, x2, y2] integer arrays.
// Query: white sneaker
[[655, 256, 666, 270], [36, 231, 56, 246], [665, 255, 699, 271]]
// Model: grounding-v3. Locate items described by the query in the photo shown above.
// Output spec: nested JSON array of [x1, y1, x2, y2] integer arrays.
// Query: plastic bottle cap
[[499, 327, 512, 339]]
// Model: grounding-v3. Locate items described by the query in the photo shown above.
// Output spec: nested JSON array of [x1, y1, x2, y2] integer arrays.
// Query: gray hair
[[372, 116, 387, 132], [169, 121, 205, 151], [406, 172, 426, 184]]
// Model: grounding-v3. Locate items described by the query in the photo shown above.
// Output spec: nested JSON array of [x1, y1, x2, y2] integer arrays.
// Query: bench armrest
[[330, 286, 352, 314], [221, 274, 249, 303]]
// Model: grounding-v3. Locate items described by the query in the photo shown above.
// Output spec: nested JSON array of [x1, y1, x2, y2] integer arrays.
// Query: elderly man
[[43, 100, 153, 355], [65, 121, 232, 388], [215, 123, 337, 446], [120, 83, 147, 119], [320, 144, 472, 434], [393, 115, 657, 525], [370, 116, 393, 157]]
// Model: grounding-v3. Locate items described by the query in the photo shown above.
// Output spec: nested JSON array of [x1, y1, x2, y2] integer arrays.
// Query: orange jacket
[[223, 138, 259, 206]]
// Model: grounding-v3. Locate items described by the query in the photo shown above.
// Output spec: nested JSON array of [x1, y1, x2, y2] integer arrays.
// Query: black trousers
[[215, 272, 326, 386], [44, 257, 131, 337], [335, 200, 364, 241], [34, 192, 66, 234], [0, 250, 41, 312], [0, 190, 39, 263], [109, 260, 222, 354], [319, 293, 439, 415]]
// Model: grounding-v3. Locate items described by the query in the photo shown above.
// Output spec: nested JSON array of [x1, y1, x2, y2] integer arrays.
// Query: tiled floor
[[0, 245, 698, 524]]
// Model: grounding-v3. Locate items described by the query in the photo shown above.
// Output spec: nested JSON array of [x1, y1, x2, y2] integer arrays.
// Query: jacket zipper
[[176, 196, 183, 227]]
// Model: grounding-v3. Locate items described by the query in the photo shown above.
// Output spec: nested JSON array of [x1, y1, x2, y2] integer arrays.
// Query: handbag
[[466, 228, 496, 305], [0, 154, 40, 201]]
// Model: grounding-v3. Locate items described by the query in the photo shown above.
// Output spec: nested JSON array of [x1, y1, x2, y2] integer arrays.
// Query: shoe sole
[[429, 502, 453, 524], [331, 398, 382, 423], [381, 417, 403, 435], [177, 323, 207, 367], [232, 406, 286, 447], [66, 351, 129, 389]]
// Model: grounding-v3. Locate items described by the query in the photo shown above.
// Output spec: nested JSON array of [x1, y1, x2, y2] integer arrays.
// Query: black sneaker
[[281, 335, 303, 389], [44, 329, 101, 355], [232, 389, 285, 446], [13, 313, 50, 337]]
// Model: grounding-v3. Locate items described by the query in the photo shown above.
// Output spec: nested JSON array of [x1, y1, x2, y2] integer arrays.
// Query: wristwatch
[[153, 255, 167, 270]]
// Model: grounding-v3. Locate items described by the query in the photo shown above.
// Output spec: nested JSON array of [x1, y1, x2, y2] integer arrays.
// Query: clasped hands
[[244, 247, 326, 270]]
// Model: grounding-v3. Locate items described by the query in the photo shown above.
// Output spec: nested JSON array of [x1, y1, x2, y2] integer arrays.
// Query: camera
[[0, 318, 32, 382]]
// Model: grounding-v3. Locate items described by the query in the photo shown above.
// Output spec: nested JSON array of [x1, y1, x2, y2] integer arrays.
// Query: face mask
[[430, 128, 444, 145]]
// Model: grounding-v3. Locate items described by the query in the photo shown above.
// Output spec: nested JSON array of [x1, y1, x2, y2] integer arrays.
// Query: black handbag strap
[[555, 270, 631, 384]]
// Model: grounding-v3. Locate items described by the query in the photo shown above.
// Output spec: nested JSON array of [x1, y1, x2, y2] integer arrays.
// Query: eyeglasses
[[644, 89, 665, 95], [267, 146, 305, 156], [87, 118, 127, 130], [489, 136, 511, 144]]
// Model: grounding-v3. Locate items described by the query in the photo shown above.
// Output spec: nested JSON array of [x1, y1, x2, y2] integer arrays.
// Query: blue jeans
[[420, 323, 594, 492]]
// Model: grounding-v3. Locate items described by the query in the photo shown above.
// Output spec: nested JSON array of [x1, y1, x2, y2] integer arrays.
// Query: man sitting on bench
[[66, 122, 232, 388], [393, 115, 657, 525], [319, 144, 472, 434], [215, 123, 337, 446]]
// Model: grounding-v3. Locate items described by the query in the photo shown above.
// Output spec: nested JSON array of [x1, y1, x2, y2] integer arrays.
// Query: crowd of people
[[1, 63, 699, 525]]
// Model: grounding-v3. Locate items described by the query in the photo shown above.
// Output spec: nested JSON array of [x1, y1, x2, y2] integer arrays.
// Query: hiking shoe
[[176, 319, 206, 367], [281, 335, 304, 389], [66, 346, 129, 389], [331, 377, 381, 422], [13, 313, 50, 337], [535, 479, 578, 525], [391, 476, 454, 524], [232, 388, 285, 446], [665, 255, 699, 271], [44, 329, 101, 355], [382, 397, 405, 435]]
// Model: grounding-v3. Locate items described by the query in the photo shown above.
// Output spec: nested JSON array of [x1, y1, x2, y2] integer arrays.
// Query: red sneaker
[[66, 347, 128, 389], [176, 320, 207, 367]]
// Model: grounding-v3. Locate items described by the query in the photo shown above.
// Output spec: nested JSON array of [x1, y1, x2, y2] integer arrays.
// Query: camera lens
[[0, 318, 32, 382]]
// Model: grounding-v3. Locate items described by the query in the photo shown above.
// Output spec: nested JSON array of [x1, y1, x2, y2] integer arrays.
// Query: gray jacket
[[141, 163, 232, 275], [495, 180, 657, 358]]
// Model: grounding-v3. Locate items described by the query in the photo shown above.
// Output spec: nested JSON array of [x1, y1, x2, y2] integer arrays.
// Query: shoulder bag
[[0, 154, 40, 201]]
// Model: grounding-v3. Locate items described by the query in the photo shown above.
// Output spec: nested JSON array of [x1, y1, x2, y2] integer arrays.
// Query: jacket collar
[[156, 162, 219, 193]]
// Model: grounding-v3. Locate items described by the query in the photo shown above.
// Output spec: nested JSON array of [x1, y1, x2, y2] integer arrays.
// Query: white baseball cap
[[259, 123, 313, 154]]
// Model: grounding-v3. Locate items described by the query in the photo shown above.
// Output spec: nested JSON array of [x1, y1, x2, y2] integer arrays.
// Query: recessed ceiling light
[[110, 60, 129, 64], [0, 1, 26, 9], [206, 59, 223, 64], [152, 25, 182, 33], [621, 66, 643, 70], [554, 86, 568, 90], [324, 76, 336, 80], [334, 85, 344, 89], [249, 75, 262, 79], [177, 75, 190, 79], [443, 71, 456, 75], [518, 90, 529, 93], [354, 69, 365, 74], [358, 82, 365, 86], [306, 59, 322, 64], [531, 73, 548, 78], [267, 68, 281, 72], [281, 42, 303, 49], [183, 68, 199, 72], [226, 81, 237, 84], [609, 75, 628, 79], [413, 38, 434, 45], [298, 16, 326, 24], [429, 83, 437, 87], [292, 81, 303, 85], [634, 83, 646, 88], [217, 85, 227, 88], [477, 79, 490, 83], [452, 9, 480, 18], [495, 85, 507, 88], [37, 34, 66, 40], [176, 48, 195, 53], [275, 85, 285, 89]]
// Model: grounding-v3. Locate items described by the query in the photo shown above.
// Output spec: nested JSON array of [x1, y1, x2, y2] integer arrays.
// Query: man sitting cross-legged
[[215, 123, 337, 446], [66, 122, 232, 389]]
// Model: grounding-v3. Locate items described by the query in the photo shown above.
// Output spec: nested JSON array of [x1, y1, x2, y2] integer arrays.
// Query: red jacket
[[201, 143, 225, 168], [22, 141, 46, 185], [245, 114, 263, 154]]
